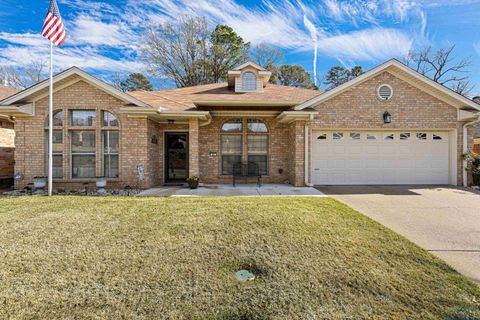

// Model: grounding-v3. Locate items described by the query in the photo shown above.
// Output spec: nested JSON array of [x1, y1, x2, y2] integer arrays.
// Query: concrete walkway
[[138, 184, 326, 197], [317, 185, 480, 283]]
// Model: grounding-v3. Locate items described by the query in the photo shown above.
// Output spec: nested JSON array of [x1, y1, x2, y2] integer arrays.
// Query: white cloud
[[318, 28, 413, 61], [70, 15, 136, 47], [0, 0, 428, 78]]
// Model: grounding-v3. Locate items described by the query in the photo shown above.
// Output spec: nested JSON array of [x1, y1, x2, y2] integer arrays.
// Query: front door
[[165, 132, 189, 183]]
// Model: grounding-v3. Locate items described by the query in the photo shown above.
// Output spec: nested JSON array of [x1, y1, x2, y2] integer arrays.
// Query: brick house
[[0, 60, 479, 190], [0, 84, 18, 187]]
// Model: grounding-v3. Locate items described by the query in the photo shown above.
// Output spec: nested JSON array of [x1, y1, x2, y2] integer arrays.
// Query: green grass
[[0, 196, 479, 319]]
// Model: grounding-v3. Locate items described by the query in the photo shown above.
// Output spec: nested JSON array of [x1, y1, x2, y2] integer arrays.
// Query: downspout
[[304, 117, 314, 187], [463, 116, 480, 187]]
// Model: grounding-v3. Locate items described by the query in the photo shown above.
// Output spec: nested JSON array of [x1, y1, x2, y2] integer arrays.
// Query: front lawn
[[0, 196, 478, 319]]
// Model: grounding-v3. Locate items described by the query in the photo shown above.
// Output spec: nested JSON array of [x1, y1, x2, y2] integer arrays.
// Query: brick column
[[289, 121, 306, 187], [189, 118, 199, 177]]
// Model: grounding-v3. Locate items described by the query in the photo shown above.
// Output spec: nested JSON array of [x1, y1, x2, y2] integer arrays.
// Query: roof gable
[[0, 67, 150, 108], [296, 59, 480, 111]]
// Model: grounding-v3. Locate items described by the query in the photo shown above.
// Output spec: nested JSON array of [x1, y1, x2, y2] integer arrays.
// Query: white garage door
[[312, 131, 450, 185]]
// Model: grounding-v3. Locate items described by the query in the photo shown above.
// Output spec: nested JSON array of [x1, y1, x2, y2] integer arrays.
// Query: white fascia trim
[[296, 59, 480, 111], [0, 67, 151, 108]]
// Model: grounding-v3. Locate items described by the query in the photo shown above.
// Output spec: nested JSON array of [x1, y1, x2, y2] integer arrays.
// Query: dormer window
[[242, 72, 257, 91]]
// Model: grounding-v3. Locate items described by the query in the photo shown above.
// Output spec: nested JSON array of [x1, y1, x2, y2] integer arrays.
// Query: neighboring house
[[0, 59, 479, 190], [0, 84, 18, 188]]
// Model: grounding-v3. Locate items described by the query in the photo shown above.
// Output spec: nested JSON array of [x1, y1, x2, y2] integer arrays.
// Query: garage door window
[[400, 133, 410, 140], [433, 134, 443, 140], [317, 134, 327, 140], [333, 132, 343, 140], [350, 133, 361, 140], [366, 134, 377, 140], [385, 134, 394, 140], [416, 133, 427, 140]]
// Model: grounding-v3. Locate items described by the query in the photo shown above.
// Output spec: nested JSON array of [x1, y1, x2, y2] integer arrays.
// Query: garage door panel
[[312, 131, 449, 185]]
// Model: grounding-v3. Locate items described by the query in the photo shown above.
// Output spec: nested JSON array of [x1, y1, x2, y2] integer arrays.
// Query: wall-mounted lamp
[[383, 111, 391, 124]]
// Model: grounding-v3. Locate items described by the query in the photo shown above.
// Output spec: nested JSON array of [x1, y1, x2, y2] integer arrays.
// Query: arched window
[[45, 110, 63, 127], [220, 119, 269, 176], [247, 119, 268, 175], [242, 72, 257, 91], [45, 110, 63, 178], [103, 111, 119, 127], [102, 111, 119, 178]]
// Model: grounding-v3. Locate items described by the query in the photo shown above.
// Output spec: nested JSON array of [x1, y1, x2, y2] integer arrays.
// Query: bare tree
[[0, 61, 47, 89], [404, 45, 473, 96], [250, 43, 284, 68], [142, 16, 210, 88]]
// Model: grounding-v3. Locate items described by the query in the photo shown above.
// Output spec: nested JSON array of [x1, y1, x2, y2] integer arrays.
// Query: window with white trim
[[242, 72, 257, 91], [221, 120, 242, 175], [71, 131, 96, 178]]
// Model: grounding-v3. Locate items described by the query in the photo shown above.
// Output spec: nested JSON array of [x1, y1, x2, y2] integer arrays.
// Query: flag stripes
[[41, 0, 66, 47]]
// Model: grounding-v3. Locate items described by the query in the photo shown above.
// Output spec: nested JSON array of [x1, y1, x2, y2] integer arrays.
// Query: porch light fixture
[[383, 111, 391, 124]]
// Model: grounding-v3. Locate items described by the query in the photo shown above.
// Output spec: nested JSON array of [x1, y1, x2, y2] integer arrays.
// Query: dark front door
[[165, 132, 188, 183]]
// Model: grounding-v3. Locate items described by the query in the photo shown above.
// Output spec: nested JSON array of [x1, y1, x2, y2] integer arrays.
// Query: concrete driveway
[[317, 185, 480, 283]]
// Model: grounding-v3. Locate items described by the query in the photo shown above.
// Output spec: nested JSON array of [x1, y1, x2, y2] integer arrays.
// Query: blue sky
[[0, 0, 479, 93]]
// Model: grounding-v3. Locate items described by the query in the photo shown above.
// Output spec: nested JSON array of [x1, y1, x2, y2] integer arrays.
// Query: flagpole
[[48, 41, 53, 196]]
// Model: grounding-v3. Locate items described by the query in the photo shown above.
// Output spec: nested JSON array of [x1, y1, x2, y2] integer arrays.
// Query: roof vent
[[473, 96, 480, 104], [377, 84, 393, 101]]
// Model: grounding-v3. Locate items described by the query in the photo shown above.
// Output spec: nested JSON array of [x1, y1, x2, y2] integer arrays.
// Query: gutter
[[304, 114, 315, 187], [462, 114, 480, 187]]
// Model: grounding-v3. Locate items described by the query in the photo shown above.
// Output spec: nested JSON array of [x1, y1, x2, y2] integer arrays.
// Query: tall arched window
[[221, 119, 242, 175], [242, 72, 257, 91], [45, 110, 64, 178], [44, 109, 120, 180], [247, 119, 268, 175], [102, 111, 119, 178]]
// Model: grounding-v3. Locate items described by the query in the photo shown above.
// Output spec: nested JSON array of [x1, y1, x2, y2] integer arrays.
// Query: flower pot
[[473, 173, 480, 187], [188, 180, 199, 189], [96, 178, 107, 188], [33, 177, 47, 190]]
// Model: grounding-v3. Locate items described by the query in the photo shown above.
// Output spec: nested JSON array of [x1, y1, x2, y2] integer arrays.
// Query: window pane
[[248, 155, 267, 175], [72, 155, 95, 178], [71, 131, 95, 153], [248, 135, 268, 154], [222, 155, 241, 175], [242, 72, 257, 91], [247, 119, 268, 133], [221, 135, 242, 154], [104, 155, 119, 178], [71, 111, 96, 126], [221, 120, 242, 132], [52, 130, 63, 153], [46, 111, 63, 127], [53, 155, 63, 178], [103, 131, 119, 153], [103, 111, 118, 127]]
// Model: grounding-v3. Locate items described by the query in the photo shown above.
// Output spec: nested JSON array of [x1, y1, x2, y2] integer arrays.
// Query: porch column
[[189, 118, 200, 177]]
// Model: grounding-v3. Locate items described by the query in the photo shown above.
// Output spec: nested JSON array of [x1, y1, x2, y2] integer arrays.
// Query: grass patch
[[0, 196, 478, 319]]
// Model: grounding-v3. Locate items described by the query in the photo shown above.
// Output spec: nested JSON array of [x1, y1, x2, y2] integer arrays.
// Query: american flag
[[41, 0, 66, 47]]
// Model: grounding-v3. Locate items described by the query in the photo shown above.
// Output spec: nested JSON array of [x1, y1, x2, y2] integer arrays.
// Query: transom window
[[45, 110, 63, 127], [221, 119, 268, 175], [242, 72, 257, 91], [71, 110, 96, 126], [45, 110, 120, 179]]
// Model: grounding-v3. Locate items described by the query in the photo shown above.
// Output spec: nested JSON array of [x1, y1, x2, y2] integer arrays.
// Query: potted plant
[[33, 176, 47, 190], [186, 176, 199, 189], [463, 151, 480, 186]]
